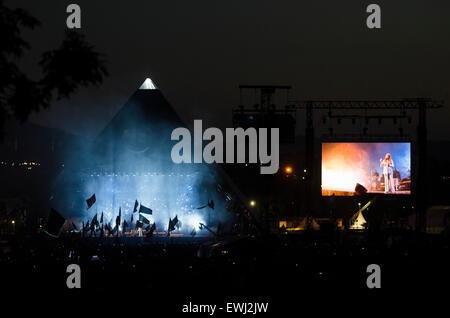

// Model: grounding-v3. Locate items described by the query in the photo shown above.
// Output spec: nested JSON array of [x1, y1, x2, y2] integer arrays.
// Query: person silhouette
[[380, 153, 395, 193]]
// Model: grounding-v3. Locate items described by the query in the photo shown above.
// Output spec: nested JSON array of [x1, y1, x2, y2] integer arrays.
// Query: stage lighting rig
[[288, 98, 444, 230], [232, 85, 296, 143]]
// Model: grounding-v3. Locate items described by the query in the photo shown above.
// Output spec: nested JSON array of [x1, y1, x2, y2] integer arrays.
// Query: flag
[[145, 223, 156, 238], [90, 220, 96, 231], [139, 213, 150, 224], [197, 200, 214, 210], [168, 215, 179, 232], [91, 213, 98, 227], [43, 208, 65, 237], [86, 194, 96, 209], [135, 220, 143, 229], [168, 218, 174, 232], [133, 200, 139, 212], [139, 204, 152, 215], [116, 207, 121, 228], [105, 223, 112, 235]]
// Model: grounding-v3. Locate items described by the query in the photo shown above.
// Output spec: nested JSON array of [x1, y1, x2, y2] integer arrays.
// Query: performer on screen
[[380, 153, 395, 193]]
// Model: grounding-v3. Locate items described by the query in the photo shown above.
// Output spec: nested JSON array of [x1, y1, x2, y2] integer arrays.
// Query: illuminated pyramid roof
[[93, 78, 184, 171], [139, 77, 157, 90]]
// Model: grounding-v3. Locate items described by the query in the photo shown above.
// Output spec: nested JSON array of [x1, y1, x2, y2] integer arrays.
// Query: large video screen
[[321, 142, 411, 196]]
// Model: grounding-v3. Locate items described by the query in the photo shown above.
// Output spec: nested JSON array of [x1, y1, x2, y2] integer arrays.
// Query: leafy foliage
[[0, 1, 108, 137]]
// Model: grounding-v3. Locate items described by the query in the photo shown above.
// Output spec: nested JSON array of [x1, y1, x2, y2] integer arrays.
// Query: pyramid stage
[[52, 78, 236, 236]]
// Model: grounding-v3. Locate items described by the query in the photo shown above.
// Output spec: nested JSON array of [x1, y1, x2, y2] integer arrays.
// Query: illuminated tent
[[349, 211, 367, 230], [311, 218, 320, 230], [52, 78, 233, 233], [295, 217, 320, 231]]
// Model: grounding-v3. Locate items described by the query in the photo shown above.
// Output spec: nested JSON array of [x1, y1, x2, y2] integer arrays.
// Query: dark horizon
[[4, 0, 450, 140]]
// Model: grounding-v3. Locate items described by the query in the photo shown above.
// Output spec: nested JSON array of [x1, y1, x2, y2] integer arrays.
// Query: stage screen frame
[[321, 141, 412, 196]]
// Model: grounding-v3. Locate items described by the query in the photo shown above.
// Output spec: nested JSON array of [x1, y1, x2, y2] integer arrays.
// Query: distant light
[[139, 78, 157, 90], [11, 220, 15, 224], [250, 200, 256, 207], [285, 166, 293, 174], [303, 169, 307, 173]]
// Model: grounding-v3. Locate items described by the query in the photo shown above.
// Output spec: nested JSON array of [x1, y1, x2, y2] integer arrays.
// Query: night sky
[[7, 0, 450, 140]]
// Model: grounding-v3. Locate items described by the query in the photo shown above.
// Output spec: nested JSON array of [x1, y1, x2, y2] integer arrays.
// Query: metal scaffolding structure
[[288, 98, 444, 232], [232, 83, 444, 232]]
